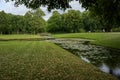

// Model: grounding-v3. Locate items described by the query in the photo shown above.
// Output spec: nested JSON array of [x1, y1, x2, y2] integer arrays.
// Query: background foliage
[[0, 9, 46, 34]]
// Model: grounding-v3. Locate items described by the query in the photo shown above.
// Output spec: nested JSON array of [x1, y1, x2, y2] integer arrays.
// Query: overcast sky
[[0, 0, 85, 20]]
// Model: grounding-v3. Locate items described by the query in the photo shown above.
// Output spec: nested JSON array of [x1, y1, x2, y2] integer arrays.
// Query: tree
[[0, 9, 46, 34], [31, 8, 45, 17], [47, 10, 83, 33], [47, 11, 62, 33], [79, 0, 120, 31], [6, 0, 120, 31], [11, 15, 23, 34], [62, 10, 82, 33], [24, 9, 46, 34], [6, 0, 71, 11], [81, 11, 102, 32], [0, 11, 10, 34], [31, 9, 46, 33]]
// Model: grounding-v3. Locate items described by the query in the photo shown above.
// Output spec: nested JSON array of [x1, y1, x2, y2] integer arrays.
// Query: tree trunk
[[104, 24, 112, 32]]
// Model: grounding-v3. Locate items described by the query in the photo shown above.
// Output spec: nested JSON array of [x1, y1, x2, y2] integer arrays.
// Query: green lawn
[[0, 41, 117, 80], [53, 32, 120, 49], [0, 34, 42, 41]]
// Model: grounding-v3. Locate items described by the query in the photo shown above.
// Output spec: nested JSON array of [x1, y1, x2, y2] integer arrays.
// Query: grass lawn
[[0, 41, 117, 80], [53, 32, 120, 49], [0, 34, 42, 41]]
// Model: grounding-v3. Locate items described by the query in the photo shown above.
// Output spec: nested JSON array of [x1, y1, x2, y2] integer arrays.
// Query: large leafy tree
[[0, 9, 46, 34], [81, 11, 102, 32], [0, 11, 12, 34], [47, 10, 84, 33], [6, 0, 120, 31], [5, 0, 71, 11], [80, 0, 120, 31], [47, 11, 62, 33], [24, 9, 46, 34], [62, 10, 82, 33]]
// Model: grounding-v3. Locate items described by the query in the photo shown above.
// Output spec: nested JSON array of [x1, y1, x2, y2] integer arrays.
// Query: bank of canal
[[50, 39, 120, 80]]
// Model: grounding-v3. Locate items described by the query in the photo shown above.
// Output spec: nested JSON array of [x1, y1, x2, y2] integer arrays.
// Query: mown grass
[[53, 32, 120, 49], [0, 41, 117, 80], [0, 34, 42, 41]]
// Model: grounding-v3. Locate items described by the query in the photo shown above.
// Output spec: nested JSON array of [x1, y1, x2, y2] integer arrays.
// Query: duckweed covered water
[[51, 39, 120, 80]]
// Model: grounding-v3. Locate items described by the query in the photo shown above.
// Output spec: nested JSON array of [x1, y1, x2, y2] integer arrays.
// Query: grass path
[[53, 33, 120, 49], [0, 41, 117, 80], [0, 34, 42, 41]]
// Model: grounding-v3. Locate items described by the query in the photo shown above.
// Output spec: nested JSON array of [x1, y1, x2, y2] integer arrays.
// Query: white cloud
[[0, 1, 85, 20], [39, 6, 64, 20], [70, 1, 85, 12], [43, 12, 52, 21], [0, 1, 30, 15]]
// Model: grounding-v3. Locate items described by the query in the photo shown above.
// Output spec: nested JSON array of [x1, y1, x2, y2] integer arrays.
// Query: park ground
[[0, 33, 119, 80], [53, 32, 120, 49]]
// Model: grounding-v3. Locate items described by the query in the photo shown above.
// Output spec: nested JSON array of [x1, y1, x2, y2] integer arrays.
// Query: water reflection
[[52, 39, 120, 79], [100, 63, 110, 73]]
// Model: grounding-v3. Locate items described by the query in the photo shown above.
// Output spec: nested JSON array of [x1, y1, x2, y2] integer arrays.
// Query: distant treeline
[[47, 10, 120, 33], [0, 9, 120, 34], [0, 9, 46, 34]]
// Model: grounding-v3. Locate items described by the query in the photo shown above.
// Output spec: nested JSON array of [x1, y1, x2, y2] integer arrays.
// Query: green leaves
[[47, 10, 83, 33], [0, 9, 46, 34], [5, 0, 120, 31], [47, 10, 102, 33], [47, 11, 62, 33], [80, 0, 120, 31], [7, 0, 71, 11]]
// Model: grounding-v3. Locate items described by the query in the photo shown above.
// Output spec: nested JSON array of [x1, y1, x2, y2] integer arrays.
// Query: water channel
[[50, 39, 120, 80]]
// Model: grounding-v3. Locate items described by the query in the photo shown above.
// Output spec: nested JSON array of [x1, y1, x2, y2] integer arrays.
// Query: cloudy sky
[[0, 0, 85, 20]]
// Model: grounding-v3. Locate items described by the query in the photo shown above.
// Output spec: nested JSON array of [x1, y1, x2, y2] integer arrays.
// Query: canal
[[51, 39, 120, 80]]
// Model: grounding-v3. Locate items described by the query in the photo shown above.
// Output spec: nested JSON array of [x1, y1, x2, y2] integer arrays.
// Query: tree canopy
[[5, 0, 120, 31], [5, 0, 71, 11], [0, 9, 119, 34], [47, 10, 103, 33], [80, 0, 120, 31], [0, 9, 46, 34]]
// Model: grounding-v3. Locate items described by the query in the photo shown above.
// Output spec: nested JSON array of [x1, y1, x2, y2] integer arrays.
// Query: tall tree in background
[[47, 10, 84, 33], [26, 9, 46, 34], [0, 8, 46, 34], [47, 10, 104, 33], [47, 11, 62, 33], [62, 10, 82, 33], [0, 11, 10, 34], [79, 0, 120, 31], [81, 11, 102, 32]]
